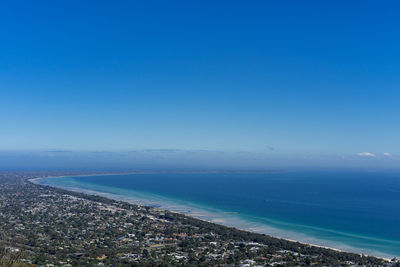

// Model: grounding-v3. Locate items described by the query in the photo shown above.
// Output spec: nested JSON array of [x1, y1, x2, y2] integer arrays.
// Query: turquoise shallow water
[[35, 171, 400, 258]]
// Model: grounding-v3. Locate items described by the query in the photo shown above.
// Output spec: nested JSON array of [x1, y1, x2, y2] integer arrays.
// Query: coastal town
[[0, 171, 398, 266]]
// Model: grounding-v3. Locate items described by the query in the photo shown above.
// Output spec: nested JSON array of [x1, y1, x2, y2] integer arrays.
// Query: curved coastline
[[29, 173, 396, 260]]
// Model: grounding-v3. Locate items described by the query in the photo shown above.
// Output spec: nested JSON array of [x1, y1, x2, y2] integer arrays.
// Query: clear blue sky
[[1, 1, 400, 167]]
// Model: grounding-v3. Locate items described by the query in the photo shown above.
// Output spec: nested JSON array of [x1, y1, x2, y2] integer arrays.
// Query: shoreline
[[28, 174, 394, 261]]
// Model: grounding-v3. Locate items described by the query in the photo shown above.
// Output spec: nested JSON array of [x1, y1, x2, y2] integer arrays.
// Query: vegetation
[[0, 172, 397, 266], [0, 237, 28, 267]]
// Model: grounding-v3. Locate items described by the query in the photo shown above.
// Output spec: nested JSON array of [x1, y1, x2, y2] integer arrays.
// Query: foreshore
[[28, 173, 396, 261]]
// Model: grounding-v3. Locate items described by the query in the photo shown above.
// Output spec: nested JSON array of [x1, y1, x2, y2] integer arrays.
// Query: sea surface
[[35, 171, 400, 258]]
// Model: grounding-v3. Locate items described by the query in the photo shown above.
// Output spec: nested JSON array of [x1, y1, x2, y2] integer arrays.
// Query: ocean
[[35, 171, 400, 258]]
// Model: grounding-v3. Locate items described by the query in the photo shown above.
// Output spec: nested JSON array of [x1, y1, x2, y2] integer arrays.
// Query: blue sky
[[1, 1, 400, 168]]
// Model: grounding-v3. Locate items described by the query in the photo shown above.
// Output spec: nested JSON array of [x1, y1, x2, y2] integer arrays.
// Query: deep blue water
[[37, 171, 400, 257]]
